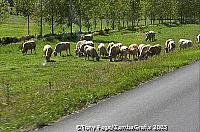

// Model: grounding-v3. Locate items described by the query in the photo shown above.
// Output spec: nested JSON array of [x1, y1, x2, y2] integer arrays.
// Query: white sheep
[[54, 42, 71, 56], [76, 40, 87, 56], [43, 45, 53, 62], [98, 43, 108, 57], [21, 40, 36, 54]]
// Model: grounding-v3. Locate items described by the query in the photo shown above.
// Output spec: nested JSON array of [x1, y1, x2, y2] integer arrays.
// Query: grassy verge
[[0, 24, 200, 131]]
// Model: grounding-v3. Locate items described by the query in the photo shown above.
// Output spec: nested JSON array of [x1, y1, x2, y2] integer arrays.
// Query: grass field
[[0, 24, 200, 131]]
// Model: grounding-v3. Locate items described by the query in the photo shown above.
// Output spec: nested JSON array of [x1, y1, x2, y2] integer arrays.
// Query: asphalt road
[[36, 61, 200, 132]]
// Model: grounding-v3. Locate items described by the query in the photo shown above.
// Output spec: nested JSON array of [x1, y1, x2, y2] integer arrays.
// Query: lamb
[[197, 34, 200, 43], [108, 44, 121, 62], [21, 40, 36, 54], [98, 43, 108, 57], [120, 46, 129, 60], [53, 42, 71, 56], [43, 45, 53, 62], [138, 44, 150, 60], [145, 31, 156, 42], [147, 44, 162, 57], [128, 44, 139, 60], [84, 45, 100, 61], [165, 39, 175, 53], [179, 39, 193, 49]]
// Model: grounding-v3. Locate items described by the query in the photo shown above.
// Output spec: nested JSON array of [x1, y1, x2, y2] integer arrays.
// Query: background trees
[[11, 0, 200, 36]]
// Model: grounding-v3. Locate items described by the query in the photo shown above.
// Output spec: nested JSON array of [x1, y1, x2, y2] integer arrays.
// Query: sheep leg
[[60, 52, 62, 56]]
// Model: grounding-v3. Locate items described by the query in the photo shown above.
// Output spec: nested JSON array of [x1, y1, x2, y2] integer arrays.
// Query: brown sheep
[[54, 42, 71, 56], [120, 46, 129, 60], [108, 44, 120, 62], [98, 43, 108, 57], [147, 44, 162, 57], [21, 40, 36, 54], [84, 46, 100, 61], [128, 44, 139, 60]]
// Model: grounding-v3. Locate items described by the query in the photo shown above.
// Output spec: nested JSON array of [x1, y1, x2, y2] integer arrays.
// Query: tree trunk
[[100, 19, 103, 30], [79, 15, 82, 33], [51, 15, 54, 34], [112, 18, 115, 30], [40, 0, 43, 36], [27, 15, 30, 35]]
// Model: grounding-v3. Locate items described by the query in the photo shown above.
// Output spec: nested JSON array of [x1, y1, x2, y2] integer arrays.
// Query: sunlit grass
[[0, 24, 200, 131]]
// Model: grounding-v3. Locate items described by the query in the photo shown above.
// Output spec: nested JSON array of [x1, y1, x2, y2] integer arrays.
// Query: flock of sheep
[[20, 32, 200, 63]]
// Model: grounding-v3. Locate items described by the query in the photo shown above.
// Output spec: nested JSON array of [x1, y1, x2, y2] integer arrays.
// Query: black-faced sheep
[[54, 42, 71, 56], [128, 44, 139, 60], [84, 45, 100, 61], [108, 44, 120, 62], [21, 40, 36, 54], [43, 45, 53, 62], [145, 31, 156, 42], [98, 43, 108, 57], [179, 39, 193, 49]]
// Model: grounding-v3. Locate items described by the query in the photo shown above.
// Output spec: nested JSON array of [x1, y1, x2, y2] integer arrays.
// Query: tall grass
[[0, 24, 200, 131]]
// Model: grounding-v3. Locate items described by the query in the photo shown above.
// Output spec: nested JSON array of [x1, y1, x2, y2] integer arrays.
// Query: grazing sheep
[[43, 45, 53, 62], [138, 44, 150, 60], [120, 46, 129, 60], [107, 42, 115, 52], [147, 44, 162, 57], [84, 45, 100, 61], [197, 34, 200, 43], [108, 44, 121, 62], [21, 40, 36, 54], [21, 35, 33, 42], [115, 43, 123, 48], [165, 39, 175, 53], [145, 31, 156, 42], [54, 42, 71, 56], [76, 40, 87, 56], [80, 34, 93, 41], [179, 39, 193, 49], [79, 41, 94, 56], [128, 44, 139, 60], [98, 43, 108, 57]]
